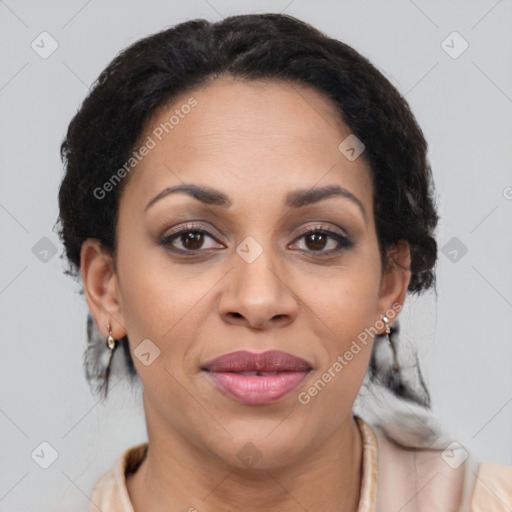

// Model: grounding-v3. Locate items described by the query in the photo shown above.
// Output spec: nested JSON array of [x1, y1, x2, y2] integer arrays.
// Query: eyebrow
[[144, 183, 367, 221]]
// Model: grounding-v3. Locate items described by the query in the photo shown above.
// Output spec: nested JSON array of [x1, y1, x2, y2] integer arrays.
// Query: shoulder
[[89, 442, 148, 512], [363, 417, 511, 512], [471, 461, 512, 512]]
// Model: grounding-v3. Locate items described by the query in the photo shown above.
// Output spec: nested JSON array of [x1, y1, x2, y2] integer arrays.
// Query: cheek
[[296, 273, 380, 425], [317, 245, 382, 337], [293, 287, 378, 444], [115, 243, 224, 435], [117, 260, 205, 351], [306, 245, 381, 391], [115, 231, 220, 380]]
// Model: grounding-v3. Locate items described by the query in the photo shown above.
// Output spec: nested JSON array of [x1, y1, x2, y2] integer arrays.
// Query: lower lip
[[206, 371, 310, 404]]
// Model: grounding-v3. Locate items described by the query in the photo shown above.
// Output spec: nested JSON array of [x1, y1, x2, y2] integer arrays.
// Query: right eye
[[159, 224, 225, 254]]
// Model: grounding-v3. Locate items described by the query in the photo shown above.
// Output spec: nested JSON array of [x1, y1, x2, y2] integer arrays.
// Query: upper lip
[[202, 350, 312, 373]]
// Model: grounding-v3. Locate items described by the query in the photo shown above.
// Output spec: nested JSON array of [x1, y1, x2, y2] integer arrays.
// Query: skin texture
[[81, 77, 411, 512]]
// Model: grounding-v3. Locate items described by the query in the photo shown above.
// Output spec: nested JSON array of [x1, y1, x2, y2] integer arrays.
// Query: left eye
[[289, 228, 353, 254]]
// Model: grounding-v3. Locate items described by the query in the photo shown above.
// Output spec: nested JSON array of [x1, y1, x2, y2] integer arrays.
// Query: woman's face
[[83, 76, 410, 469]]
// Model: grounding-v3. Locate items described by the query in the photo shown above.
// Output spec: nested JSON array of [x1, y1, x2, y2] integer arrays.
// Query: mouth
[[201, 350, 312, 405]]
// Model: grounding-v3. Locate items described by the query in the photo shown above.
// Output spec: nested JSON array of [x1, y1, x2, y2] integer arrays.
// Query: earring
[[106, 323, 116, 351], [104, 323, 117, 397], [382, 315, 400, 387]]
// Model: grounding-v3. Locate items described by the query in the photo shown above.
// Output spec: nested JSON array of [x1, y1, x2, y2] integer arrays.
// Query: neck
[[127, 404, 363, 512]]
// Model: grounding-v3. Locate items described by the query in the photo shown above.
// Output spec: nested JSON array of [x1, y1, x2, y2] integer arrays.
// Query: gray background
[[1, 1, 511, 510]]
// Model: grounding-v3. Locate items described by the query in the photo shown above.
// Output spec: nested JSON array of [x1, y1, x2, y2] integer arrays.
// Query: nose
[[218, 243, 298, 330]]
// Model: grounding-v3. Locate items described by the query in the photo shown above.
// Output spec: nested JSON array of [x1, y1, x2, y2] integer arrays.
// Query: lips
[[202, 349, 311, 373], [202, 350, 312, 404]]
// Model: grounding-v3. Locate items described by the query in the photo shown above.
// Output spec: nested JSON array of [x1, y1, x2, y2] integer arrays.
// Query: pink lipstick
[[202, 350, 312, 404]]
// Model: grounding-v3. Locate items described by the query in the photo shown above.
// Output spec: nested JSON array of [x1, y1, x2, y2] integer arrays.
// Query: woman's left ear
[[376, 240, 412, 324]]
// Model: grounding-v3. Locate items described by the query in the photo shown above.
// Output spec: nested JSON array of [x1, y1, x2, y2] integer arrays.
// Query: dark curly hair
[[56, 13, 439, 401]]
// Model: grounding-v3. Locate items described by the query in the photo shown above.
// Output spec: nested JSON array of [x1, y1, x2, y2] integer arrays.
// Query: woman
[[56, 13, 511, 512]]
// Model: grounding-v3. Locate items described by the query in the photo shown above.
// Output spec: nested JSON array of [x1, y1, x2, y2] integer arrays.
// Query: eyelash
[[159, 222, 354, 257]]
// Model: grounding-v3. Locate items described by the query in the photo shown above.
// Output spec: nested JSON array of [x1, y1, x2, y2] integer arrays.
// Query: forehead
[[123, 77, 374, 214]]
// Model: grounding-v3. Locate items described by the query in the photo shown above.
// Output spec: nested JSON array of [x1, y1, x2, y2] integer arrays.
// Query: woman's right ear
[[80, 239, 127, 340]]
